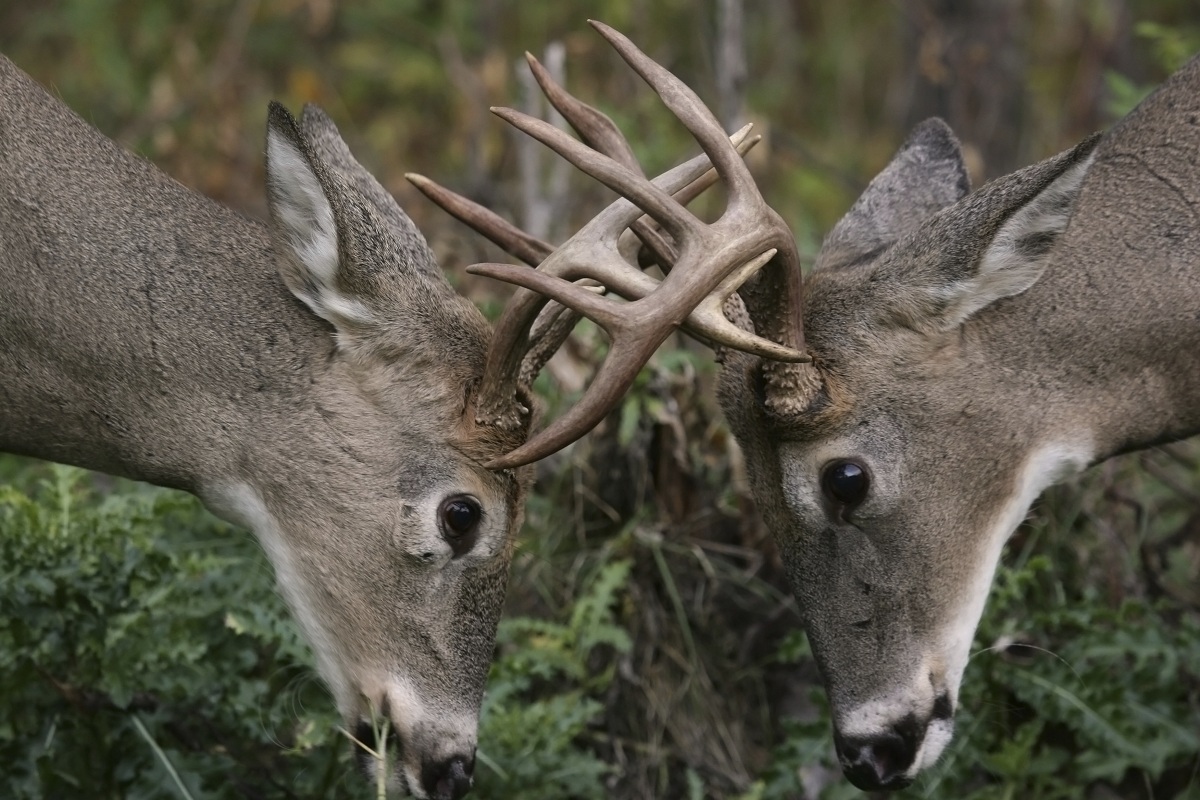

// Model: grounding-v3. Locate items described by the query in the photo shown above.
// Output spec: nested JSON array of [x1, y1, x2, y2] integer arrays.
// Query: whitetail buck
[[0, 25, 798, 798], [424, 35, 1200, 793]]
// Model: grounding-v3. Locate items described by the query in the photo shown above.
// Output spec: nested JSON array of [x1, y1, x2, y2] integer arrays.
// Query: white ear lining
[[265, 129, 373, 327], [267, 129, 338, 285], [946, 151, 1095, 325]]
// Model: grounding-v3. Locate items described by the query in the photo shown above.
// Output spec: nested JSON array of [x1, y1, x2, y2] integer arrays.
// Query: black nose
[[423, 754, 474, 800], [834, 722, 921, 791]]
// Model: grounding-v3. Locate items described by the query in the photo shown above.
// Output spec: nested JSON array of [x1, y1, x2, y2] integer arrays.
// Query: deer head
[[717, 120, 1100, 789], [220, 102, 539, 799], [216, 77, 783, 795]]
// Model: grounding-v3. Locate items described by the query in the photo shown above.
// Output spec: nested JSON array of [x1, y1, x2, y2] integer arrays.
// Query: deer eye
[[439, 496, 482, 556], [821, 460, 870, 509]]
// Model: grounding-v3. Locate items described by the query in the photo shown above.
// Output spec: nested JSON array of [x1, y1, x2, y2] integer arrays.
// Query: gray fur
[[815, 118, 971, 272], [720, 55, 1200, 788], [0, 54, 528, 796]]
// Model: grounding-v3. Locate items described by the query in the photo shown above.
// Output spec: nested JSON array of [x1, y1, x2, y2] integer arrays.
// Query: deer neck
[[0, 58, 330, 492], [0, 206, 331, 493], [976, 156, 1200, 463]]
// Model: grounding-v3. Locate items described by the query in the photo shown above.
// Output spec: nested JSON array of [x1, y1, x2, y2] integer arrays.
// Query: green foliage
[[1105, 19, 1200, 118], [0, 466, 365, 799], [921, 554, 1200, 799], [475, 559, 633, 800], [1135, 20, 1200, 74]]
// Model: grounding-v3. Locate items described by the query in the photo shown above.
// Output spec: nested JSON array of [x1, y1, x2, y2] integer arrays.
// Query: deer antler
[[407, 50, 759, 276], [413, 21, 810, 469]]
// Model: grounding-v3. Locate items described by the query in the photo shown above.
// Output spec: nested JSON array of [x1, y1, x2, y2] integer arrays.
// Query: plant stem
[[130, 713, 196, 800]]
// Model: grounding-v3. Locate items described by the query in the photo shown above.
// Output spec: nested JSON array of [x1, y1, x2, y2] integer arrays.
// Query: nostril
[[835, 725, 920, 791], [865, 729, 912, 786], [423, 754, 474, 800]]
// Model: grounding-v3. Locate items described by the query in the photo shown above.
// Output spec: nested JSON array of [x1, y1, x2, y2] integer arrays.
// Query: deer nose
[[834, 725, 920, 791], [422, 753, 474, 800]]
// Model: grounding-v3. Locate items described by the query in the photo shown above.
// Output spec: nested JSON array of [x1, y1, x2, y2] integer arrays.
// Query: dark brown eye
[[822, 460, 870, 509], [439, 496, 482, 555]]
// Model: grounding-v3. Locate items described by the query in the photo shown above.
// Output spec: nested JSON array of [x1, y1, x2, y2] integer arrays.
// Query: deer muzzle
[[422, 754, 474, 800], [833, 690, 955, 791]]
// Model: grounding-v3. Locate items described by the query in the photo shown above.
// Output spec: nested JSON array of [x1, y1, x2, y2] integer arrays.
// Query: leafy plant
[[474, 559, 633, 800], [0, 465, 366, 800]]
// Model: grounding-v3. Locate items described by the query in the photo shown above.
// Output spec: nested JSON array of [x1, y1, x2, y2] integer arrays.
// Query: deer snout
[[422, 753, 474, 800], [834, 725, 918, 791], [833, 691, 955, 791], [350, 713, 476, 799]]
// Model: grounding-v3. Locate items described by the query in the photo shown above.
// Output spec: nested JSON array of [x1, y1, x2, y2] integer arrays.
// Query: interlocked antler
[[412, 21, 810, 469]]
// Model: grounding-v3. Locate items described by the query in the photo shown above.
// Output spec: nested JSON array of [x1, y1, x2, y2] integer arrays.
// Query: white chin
[[909, 716, 955, 777]]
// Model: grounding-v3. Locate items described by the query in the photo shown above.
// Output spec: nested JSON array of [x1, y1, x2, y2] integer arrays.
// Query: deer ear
[[264, 102, 374, 329], [816, 119, 970, 272], [956, 141, 1097, 319], [878, 133, 1100, 332], [298, 105, 402, 224], [297, 105, 444, 281]]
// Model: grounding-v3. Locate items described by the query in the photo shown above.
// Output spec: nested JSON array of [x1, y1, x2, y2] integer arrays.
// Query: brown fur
[[720, 56, 1200, 788]]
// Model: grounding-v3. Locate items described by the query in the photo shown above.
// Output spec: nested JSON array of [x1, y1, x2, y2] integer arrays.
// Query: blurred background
[[1, 2, 1198, 799]]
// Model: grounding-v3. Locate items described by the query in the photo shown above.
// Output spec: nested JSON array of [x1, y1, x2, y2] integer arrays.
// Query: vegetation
[[1, 2, 1199, 798]]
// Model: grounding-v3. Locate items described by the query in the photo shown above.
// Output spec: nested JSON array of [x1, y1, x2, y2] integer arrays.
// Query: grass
[[338, 709, 391, 800]]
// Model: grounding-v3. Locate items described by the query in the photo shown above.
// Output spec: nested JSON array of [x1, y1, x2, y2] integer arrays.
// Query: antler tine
[[590, 19, 807, 355], [524, 51, 643, 176], [490, 106, 701, 243], [674, 132, 761, 207], [405, 173, 550, 267], [471, 261, 627, 332], [587, 20, 759, 209]]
